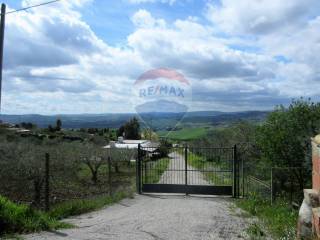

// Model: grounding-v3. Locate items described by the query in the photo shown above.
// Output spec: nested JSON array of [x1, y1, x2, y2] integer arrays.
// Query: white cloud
[[3, 0, 145, 114], [127, 0, 176, 5], [131, 9, 166, 28], [206, 0, 320, 35], [3, 1, 320, 114]]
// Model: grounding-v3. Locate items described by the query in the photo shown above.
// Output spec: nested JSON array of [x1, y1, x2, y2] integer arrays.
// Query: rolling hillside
[[0, 111, 269, 130]]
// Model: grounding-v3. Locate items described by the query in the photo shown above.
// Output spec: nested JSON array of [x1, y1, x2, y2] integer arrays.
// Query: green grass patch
[[144, 158, 170, 183], [187, 152, 232, 185], [246, 223, 266, 240], [49, 191, 133, 220], [0, 195, 67, 236], [236, 193, 298, 239], [0, 188, 134, 236], [157, 127, 208, 141]]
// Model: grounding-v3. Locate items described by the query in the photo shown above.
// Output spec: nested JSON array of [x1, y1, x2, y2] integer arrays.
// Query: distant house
[[104, 137, 160, 157]]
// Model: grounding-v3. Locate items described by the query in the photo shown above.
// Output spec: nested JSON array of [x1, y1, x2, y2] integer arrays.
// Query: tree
[[56, 119, 62, 131], [20, 122, 36, 129], [117, 118, 140, 139], [107, 148, 137, 173], [78, 143, 105, 184], [257, 98, 320, 168], [256, 98, 320, 190], [158, 139, 171, 158], [116, 125, 125, 138], [142, 128, 158, 141]]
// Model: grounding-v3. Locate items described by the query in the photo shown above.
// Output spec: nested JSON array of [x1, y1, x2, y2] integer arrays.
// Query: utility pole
[[0, 3, 5, 114]]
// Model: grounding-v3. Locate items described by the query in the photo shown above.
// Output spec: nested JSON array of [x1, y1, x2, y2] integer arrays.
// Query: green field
[[157, 127, 209, 141]]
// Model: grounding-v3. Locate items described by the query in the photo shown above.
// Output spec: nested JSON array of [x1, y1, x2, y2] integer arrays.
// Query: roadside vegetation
[[143, 157, 170, 184], [0, 195, 66, 236], [236, 193, 297, 239], [0, 190, 134, 236]]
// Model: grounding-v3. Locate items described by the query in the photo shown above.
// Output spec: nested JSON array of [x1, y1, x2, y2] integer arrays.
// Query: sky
[[1, 0, 320, 114]]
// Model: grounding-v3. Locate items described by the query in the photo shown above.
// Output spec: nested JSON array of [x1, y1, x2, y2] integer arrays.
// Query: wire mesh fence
[[235, 143, 311, 204], [0, 137, 136, 211], [243, 167, 310, 205]]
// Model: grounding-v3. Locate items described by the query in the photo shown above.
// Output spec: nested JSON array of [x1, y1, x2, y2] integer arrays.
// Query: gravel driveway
[[23, 152, 250, 240], [23, 194, 249, 240], [159, 152, 209, 185]]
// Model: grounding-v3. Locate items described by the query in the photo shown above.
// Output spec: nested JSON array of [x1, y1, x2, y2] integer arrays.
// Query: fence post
[[136, 144, 142, 194], [44, 153, 50, 212], [242, 154, 244, 198], [185, 145, 188, 195], [108, 156, 112, 196], [271, 167, 273, 205], [233, 145, 238, 198]]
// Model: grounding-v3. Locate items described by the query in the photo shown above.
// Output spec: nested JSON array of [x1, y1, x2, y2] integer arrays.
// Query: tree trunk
[[91, 170, 98, 184]]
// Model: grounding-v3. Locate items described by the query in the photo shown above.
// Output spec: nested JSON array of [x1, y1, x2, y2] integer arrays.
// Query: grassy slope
[[0, 196, 67, 236], [236, 193, 298, 239], [157, 127, 208, 141], [0, 190, 134, 236]]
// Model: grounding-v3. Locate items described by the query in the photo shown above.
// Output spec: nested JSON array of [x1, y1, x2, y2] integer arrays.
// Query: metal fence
[[243, 167, 310, 205], [0, 139, 136, 211]]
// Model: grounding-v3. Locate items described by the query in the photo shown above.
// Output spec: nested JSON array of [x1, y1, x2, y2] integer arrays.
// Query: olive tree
[[107, 148, 137, 173], [78, 143, 106, 184]]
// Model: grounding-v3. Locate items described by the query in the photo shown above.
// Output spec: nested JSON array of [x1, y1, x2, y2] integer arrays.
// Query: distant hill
[[0, 111, 269, 129]]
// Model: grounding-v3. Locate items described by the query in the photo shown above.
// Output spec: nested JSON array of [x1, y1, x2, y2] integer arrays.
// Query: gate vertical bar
[[185, 145, 188, 195], [108, 156, 112, 196], [233, 145, 238, 198], [136, 143, 142, 194], [242, 155, 245, 198], [44, 153, 50, 211]]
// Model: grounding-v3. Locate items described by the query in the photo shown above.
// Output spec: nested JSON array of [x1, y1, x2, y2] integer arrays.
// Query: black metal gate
[[136, 145, 239, 197]]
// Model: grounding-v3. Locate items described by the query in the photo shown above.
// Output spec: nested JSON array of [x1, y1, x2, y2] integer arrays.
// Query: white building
[[104, 137, 159, 151]]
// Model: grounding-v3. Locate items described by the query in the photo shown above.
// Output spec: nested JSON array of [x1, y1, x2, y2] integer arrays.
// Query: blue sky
[[1, 0, 320, 114]]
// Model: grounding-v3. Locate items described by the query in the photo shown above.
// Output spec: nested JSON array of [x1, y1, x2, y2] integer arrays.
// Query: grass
[[0, 187, 134, 236], [0, 195, 68, 236], [187, 152, 232, 185], [144, 158, 170, 183], [157, 127, 208, 141], [236, 193, 298, 240], [49, 190, 134, 220], [246, 223, 266, 240]]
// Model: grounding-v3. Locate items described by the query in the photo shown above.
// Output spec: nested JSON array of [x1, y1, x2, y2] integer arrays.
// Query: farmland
[[157, 127, 209, 141]]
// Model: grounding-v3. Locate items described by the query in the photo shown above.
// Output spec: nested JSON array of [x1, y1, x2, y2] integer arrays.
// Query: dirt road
[[159, 152, 209, 185]]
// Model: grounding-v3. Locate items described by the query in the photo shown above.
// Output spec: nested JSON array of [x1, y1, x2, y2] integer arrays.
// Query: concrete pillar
[[312, 135, 320, 238], [298, 135, 320, 239]]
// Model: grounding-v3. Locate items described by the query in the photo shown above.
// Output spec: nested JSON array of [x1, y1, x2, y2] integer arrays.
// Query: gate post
[[185, 145, 188, 195], [136, 144, 142, 194], [233, 145, 239, 198], [44, 153, 50, 211]]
